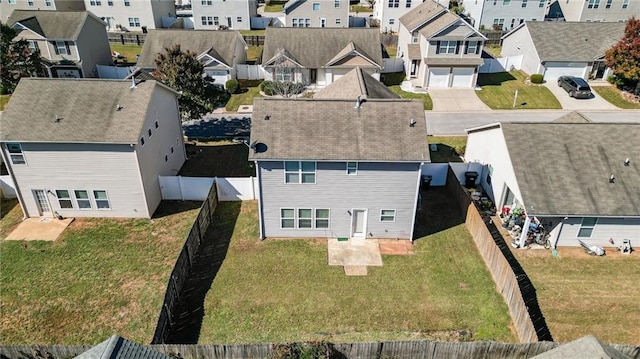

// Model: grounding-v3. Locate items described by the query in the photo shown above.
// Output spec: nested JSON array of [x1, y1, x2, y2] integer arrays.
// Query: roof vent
[[54, 114, 61, 123], [264, 114, 270, 121], [609, 174, 615, 183], [409, 118, 416, 127], [624, 158, 630, 166], [355, 95, 362, 109], [116, 104, 123, 111]]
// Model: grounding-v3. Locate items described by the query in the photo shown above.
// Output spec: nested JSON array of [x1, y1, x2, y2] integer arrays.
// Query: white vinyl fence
[[236, 65, 264, 80], [159, 176, 258, 201], [382, 58, 404, 73], [479, 55, 523, 74], [0, 175, 16, 199], [97, 65, 135, 79]]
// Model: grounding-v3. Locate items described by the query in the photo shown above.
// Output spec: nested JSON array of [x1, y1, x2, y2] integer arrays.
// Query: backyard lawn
[[428, 136, 466, 163], [0, 94, 10, 110], [476, 71, 562, 109], [0, 199, 22, 239], [350, 5, 373, 12], [592, 86, 640, 109], [512, 248, 640, 345], [198, 201, 515, 344], [225, 86, 262, 112], [109, 44, 142, 64], [388, 85, 433, 110], [247, 46, 263, 62], [0, 201, 201, 344]]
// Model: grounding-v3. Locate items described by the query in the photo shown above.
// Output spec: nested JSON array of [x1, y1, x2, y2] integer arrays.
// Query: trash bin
[[464, 171, 478, 189], [421, 175, 432, 190]]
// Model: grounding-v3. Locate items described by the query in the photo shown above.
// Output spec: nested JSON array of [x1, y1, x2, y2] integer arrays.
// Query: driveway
[[428, 88, 491, 112], [543, 82, 617, 110]]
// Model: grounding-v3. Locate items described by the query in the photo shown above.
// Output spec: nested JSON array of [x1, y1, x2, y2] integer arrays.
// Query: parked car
[[557, 76, 592, 99]]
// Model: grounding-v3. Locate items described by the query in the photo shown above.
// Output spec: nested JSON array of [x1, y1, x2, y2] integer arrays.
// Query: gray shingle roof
[[7, 10, 95, 40], [249, 98, 429, 162], [0, 78, 167, 144], [399, 0, 447, 32], [552, 111, 591, 123], [532, 335, 630, 359], [501, 122, 640, 217], [418, 11, 460, 39], [522, 21, 626, 62], [75, 335, 169, 359], [262, 28, 383, 69], [137, 29, 245, 69], [314, 67, 400, 99]]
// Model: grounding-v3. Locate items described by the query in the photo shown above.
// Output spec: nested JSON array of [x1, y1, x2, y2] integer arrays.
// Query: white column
[[519, 216, 531, 248]]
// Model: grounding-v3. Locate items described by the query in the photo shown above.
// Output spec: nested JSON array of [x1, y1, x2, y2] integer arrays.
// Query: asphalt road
[[426, 110, 640, 135]]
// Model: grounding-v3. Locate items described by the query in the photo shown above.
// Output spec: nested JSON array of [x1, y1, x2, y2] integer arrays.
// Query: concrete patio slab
[[327, 238, 383, 266], [344, 265, 368, 276], [428, 88, 491, 112], [5, 217, 74, 241]]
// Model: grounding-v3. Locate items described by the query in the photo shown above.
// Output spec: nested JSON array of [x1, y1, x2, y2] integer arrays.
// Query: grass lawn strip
[[428, 136, 467, 163], [246, 46, 263, 62], [476, 71, 562, 110], [225, 86, 262, 112], [109, 44, 142, 64], [350, 5, 373, 12], [0, 199, 23, 239], [592, 86, 640, 109], [199, 201, 514, 344], [388, 85, 433, 110], [0, 94, 10, 110], [0, 202, 200, 344]]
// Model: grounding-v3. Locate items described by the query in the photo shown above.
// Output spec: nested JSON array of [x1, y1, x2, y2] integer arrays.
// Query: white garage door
[[428, 68, 450, 88], [205, 70, 229, 86], [451, 68, 475, 87], [543, 62, 588, 81]]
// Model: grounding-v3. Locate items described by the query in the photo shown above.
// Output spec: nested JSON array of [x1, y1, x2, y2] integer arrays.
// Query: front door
[[320, 18, 326, 27], [226, 16, 232, 28], [310, 69, 317, 84], [410, 60, 419, 77], [33, 189, 52, 217], [351, 209, 367, 238]]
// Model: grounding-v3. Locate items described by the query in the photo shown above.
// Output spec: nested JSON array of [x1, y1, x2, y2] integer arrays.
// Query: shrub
[[607, 75, 616, 84], [260, 81, 305, 96], [225, 79, 239, 94], [530, 74, 543, 84]]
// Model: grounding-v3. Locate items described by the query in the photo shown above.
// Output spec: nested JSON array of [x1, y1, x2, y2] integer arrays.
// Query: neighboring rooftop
[[314, 67, 399, 100], [74, 335, 169, 359], [0, 78, 171, 144], [7, 10, 97, 40], [249, 98, 429, 162], [399, 0, 447, 32], [531, 335, 630, 359]]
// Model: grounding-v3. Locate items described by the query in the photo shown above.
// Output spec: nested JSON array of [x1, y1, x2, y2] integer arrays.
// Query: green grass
[[428, 136, 467, 163], [1, 198, 22, 239], [239, 29, 266, 36], [247, 46, 263, 62], [0, 94, 10, 110], [592, 86, 640, 109], [385, 46, 397, 58], [0, 202, 200, 344], [350, 5, 373, 12], [484, 45, 501, 58], [263, 4, 284, 12], [198, 201, 514, 344], [389, 85, 433, 110], [476, 71, 562, 109], [225, 86, 262, 112], [109, 44, 143, 64]]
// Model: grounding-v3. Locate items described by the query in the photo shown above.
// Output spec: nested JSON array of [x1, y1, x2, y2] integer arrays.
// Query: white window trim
[[380, 209, 396, 222], [439, 40, 457, 54], [346, 162, 358, 175], [284, 161, 316, 184], [577, 217, 598, 238], [74, 190, 92, 210], [298, 208, 313, 229], [312, 2, 320, 10], [467, 41, 478, 54], [315, 208, 330, 229], [55, 190, 74, 209], [5, 143, 26, 165], [93, 190, 111, 210], [280, 207, 330, 229], [280, 208, 296, 229]]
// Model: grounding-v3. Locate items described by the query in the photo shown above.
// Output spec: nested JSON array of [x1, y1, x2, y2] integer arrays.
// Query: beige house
[[0, 78, 186, 219], [283, 0, 349, 28], [397, 0, 485, 89], [83, 0, 175, 31], [557, 0, 640, 22], [0, 0, 84, 23], [373, 0, 450, 33], [7, 10, 112, 78]]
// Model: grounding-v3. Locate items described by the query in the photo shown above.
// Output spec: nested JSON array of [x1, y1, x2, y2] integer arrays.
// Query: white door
[[351, 209, 367, 238], [320, 18, 327, 27], [33, 189, 53, 217], [543, 62, 588, 81], [428, 68, 450, 88], [451, 68, 475, 87]]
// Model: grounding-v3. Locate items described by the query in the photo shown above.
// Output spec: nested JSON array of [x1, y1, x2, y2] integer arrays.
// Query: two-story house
[[0, 78, 186, 219], [397, 0, 486, 88], [136, 29, 247, 86], [191, 0, 256, 30], [461, 0, 548, 31], [249, 97, 429, 240], [557, 0, 640, 22], [373, 0, 450, 33], [282, 0, 349, 28], [7, 10, 113, 78], [84, 0, 175, 31], [261, 27, 383, 88], [0, 0, 85, 23]]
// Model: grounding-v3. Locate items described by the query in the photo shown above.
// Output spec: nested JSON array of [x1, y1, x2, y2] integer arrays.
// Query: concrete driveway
[[428, 88, 491, 112], [543, 82, 617, 110]]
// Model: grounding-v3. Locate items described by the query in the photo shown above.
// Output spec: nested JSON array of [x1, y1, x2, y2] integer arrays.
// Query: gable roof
[[136, 29, 245, 69], [7, 10, 99, 40], [552, 111, 592, 123], [75, 335, 169, 359], [249, 98, 429, 162], [314, 67, 400, 100], [532, 335, 630, 359], [0, 78, 175, 145], [399, 0, 448, 32], [519, 21, 626, 62], [500, 122, 640, 217], [418, 11, 460, 38], [262, 28, 383, 69]]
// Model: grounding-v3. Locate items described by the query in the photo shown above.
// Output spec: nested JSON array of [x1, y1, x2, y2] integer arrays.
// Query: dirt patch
[[379, 240, 414, 255]]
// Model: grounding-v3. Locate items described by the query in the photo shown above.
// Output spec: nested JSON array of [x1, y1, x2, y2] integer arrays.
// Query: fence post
[[120, 33, 125, 45], [136, 34, 140, 46]]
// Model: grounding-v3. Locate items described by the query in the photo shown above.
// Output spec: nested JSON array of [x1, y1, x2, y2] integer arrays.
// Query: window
[[312, 2, 320, 10], [201, 16, 213, 25], [588, 0, 600, 8], [90, 0, 102, 5], [45, 0, 52, 6], [622, 0, 629, 8], [27, 40, 38, 53], [284, 161, 316, 184], [493, 18, 505, 29], [275, 67, 293, 82], [6, 143, 25, 164], [538, 0, 544, 7], [388, 0, 399, 7], [438, 40, 457, 54], [292, 18, 298, 27], [56, 190, 73, 209], [305, 18, 311, 27], [54, 41, 70, 55], [148, 128, 152, 137], [8, 0, 17, 3], [124, 0, 130, 5], [214, 16, 219, 25], [503, 0, 510, 5], [128, 17, 140, 27], [201, 0, 212, 4], [281, 208, 295, 228], [411, 31, 419, 43], [140, 137, 145, 146], [346, 162, 357, 175], [334, 0, 340, 7], [27, 0, 34, 6], [389, 18, 395, 25], [335, 18, 341, 25], [298, 209, 312, 228], [466, 40, 478, 54], [406, 0, 411, 7], [315, 209, 330, 228], [577, 218, 597, 238], [380, 209, 396, 222], [108, 0, 113, 5], [521, 0, 527, 7], [605, 0, 612, 8], [74, 190, 91, 209], [93, 190, 110, 209], [237, 16, 242, 22], [155, 120, 159, 129]]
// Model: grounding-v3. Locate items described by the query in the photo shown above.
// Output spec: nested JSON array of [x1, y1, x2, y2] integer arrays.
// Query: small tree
[[449, 0, 465, 15], [0, 23, 43, 94], [605, 17, 640, 88]]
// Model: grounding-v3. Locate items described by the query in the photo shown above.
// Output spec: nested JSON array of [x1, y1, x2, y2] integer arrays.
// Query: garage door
[[451, 68, 474, 87], [543, 62, 588, 81], [205, 70, 229, 86], [428, 68, 450, 88]]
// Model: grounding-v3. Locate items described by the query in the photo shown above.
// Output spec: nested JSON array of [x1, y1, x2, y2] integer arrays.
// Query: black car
[[557, 76, 592, 99]]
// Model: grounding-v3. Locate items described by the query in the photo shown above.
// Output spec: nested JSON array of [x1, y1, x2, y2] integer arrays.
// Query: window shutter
[[436, 41, 440, 54], [65, 41, 71, 55], [476, 42, 481, 55], [52, 41, 59, 55], [464, 42, 468, 54], [456, 41, 461, 54]]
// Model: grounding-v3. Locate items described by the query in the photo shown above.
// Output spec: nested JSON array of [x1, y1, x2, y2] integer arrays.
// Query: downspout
[[0, 144, 29, 219], [409, 162, 424, 242], [255, 161, 265, 240]]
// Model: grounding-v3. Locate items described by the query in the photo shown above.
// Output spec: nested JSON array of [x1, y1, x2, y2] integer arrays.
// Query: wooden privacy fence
[[446, 167, 553, 343], [108, 33, 146, 45], [152, 183, 218, 344], [243, 35, 265, 46], [481, 30, 507, 46]]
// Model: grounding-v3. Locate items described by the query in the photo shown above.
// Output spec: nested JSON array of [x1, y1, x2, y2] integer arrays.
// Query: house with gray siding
[[397, 0, 486, 88], [7, 10, 112, 78], [0, 0, 85, 23], [192, 0, 256, 30], [83, 0, 175, 31], [461, 0, 547, 31], [0, 78, 186, 219], [464, 115, 640, 248], [282, 0, 349, 28], [249, 97, 429, 240], [557, 0, 640, 22]]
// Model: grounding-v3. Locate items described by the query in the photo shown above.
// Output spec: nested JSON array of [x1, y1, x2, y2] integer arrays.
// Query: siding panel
[[557, 217, 640, 247]]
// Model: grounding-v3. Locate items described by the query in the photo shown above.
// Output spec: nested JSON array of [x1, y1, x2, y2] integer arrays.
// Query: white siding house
[[0, 0, 85, 23], [373, 0, 450, 33], [84, 0, 175, 31], [557, 0, 640, 22], [461, 0, 547, 31], [283, 0, 349, 28], [0, 78, 186, 219], [192, 0, 257, 30]]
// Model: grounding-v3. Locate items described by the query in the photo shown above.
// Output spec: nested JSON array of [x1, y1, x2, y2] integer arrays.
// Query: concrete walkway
[[428, 88, 492, 112], [5, 217, 74, 241]]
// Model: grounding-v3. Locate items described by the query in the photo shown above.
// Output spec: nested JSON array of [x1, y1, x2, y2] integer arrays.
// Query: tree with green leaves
[[605, 17, 640, 88], [0, 22, 43, 94], [153, 44, 224, 121]]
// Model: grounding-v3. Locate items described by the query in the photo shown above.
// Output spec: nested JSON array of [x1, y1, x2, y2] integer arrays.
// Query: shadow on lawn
[[414, 186, 464, 239], [152, 201, 203, 219], [164, 201, 242, 344], [477, 72, 517, 86]]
